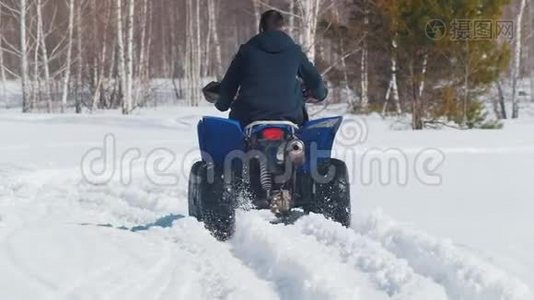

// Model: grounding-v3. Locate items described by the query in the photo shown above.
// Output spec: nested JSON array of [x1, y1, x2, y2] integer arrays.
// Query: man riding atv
[[215, 10, 328, 126], [190, 10, 349, 241]]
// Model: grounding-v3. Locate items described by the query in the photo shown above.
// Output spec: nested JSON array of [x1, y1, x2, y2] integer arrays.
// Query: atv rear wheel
[[187, 162, 236, 241], [303, 159, 351, 226], [188, 161, 204, 220]]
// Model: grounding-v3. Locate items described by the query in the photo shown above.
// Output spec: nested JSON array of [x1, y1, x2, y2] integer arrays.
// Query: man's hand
[[303, 89, 321, 104], [215, 100, 230, 112]]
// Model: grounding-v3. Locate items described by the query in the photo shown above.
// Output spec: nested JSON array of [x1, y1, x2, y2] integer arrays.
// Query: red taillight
[[262, 128, 285, 140]]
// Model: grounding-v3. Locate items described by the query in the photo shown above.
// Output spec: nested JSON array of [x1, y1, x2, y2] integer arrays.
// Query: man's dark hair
[[259, 10, 284, 33]]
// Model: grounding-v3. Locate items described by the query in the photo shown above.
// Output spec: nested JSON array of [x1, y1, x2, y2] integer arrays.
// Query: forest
[[0, 0, 532, 129]]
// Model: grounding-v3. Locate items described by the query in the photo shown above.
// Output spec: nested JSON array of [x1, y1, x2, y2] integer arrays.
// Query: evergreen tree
[[377, 0, 511, 129]]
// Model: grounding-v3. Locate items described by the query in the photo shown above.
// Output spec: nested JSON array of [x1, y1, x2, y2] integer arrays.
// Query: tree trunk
[[33, 4, 41, 111], [123, 0, 134, 113], [417, 53, 428, 121], [207, 0, 223, 78], [418, 54, 428, 98], [496, 80, 507, 119], [252, 0, 261, 32], [462, 42, 470, 126], [143, 1, 152, 104], [298, 0, 321, 63], [360, 44, 369, 111], [116, 0, 127, 112], [194, 0, 201, 105], [61, 0, 75, 113], [382, 39, 401, 115], [530, 0, 534, 103], [37, 0, 53, 113], [185, 0, 201, 106], [21, 0, 30, 113], [288, 1, 295, 38], [75, 0, 83, 113], [339, 39, 354, 109], [0, 5, 7, 105], [511, 0, 527, 119], [359, 0, 369, 111], [136, 0, 148, 107], [410, 58, 423, 130]]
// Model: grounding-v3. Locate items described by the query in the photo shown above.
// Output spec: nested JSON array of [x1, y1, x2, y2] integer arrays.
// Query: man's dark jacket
[[215, 30, 328, 126]]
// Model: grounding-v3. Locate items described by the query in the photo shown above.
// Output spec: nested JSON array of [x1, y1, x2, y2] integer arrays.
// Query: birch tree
[[207, 0, 223, 78], [135, 0, 149, 106], [382, 39, 401, 115], [36, 0, 52, 112], [288, 1, 295, 37], [296, 0, 322, 62], [511, 0, 527, 119], [61, 0, 75, 113], [32, 4, 41, 110], [185, 0, 201, 106], [252, 0, 262, 31], [75, 0, 83, 113], [530, 1, 534, 103], [0, 4, 6, 103], [359, 0, 369, 111], [123, 0, 134, 113], [20, 0, 30, 112], [115, 0, 127, 113]]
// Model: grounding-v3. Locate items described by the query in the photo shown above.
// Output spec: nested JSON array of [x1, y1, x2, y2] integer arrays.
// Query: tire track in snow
[[230, 210, 389, 300], [294, 214, 448, 300], [0, 168, 276, 300], [146, 217, 279, 300], [55, 218, 278, 300], [352, 210, 531, 300]]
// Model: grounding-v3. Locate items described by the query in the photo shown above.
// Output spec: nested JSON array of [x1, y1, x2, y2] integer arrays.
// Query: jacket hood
[[250, 30, 295, 54]]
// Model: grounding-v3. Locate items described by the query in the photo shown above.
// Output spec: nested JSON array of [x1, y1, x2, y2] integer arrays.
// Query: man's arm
[[215, 47, 243, 111], [298, 50, 328, 101]]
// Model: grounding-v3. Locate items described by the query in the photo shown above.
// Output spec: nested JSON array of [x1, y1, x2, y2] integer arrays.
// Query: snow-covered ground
[[0, 105, 533, 299]]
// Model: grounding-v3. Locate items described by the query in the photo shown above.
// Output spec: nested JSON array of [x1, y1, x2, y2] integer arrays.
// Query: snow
[[0, 105, 533, 299]]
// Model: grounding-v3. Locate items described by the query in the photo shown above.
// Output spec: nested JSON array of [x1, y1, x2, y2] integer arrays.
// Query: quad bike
[[188, 82, 351, 240]]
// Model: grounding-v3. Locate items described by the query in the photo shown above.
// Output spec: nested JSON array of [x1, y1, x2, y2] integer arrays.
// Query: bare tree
[[0, 4, 7, 103], [20, 0, 30, 112], [252, 0, 262, 30], [185, 0, 202, 106], [115, 0, 126, 112], [36, 0, 52, 112], [135, 0, 150, 107], [531, 2, 534, 104], [61, 0, 75, 113], [296, 0, 322, 62], [496, 80, 507, 119], [382, 38, 401, 115], [123, 0, 134, 113], [511, 0, 527, 118], [288, 0, 295, 37], [207, 0, 223, 78], [359, 0, 369, 111], [75, 0, 83, 113], [32, 1, 41, 110]]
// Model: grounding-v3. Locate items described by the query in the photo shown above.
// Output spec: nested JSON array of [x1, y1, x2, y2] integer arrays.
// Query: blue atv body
[[188, 83, 351, 240]]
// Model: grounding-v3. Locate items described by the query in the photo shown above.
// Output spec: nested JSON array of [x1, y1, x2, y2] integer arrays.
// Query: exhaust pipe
[[286, 139, 305, 166]]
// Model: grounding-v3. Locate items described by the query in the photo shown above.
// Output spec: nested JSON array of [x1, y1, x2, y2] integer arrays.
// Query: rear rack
[[244, 120, 299, 137]]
